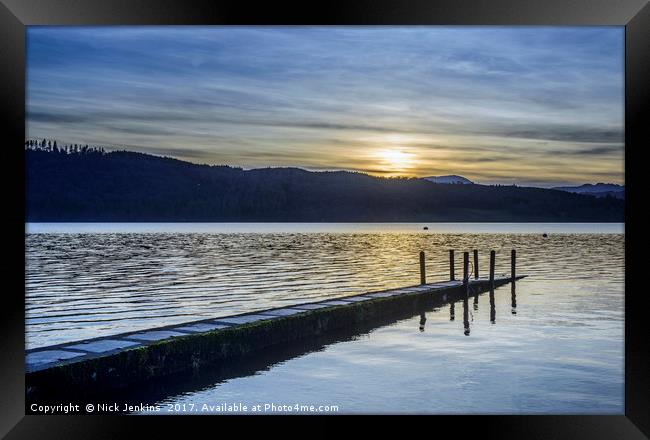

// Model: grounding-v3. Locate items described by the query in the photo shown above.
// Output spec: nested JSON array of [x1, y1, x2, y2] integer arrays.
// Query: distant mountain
[[25, 147, 624, 222], [552, 183, 624, 199], [422, 175, 473, 185]]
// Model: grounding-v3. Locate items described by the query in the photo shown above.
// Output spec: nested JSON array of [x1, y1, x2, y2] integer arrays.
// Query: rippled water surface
[[26, 223, 624, 414]]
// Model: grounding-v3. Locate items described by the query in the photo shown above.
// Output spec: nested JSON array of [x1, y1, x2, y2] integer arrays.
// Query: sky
[[26, 26, 624, 187]]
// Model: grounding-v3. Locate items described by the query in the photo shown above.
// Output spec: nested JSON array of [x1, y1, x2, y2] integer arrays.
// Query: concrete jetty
[[25, 274, 525, 402]]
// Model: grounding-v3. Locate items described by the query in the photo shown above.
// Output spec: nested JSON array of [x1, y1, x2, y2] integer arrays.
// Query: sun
[[376, 149, 414, 172]]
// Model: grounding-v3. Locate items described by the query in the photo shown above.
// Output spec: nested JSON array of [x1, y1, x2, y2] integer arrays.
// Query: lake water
[[25, 223, 624, 414]]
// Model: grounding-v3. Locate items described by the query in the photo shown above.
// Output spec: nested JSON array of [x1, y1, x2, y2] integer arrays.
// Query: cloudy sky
[[26, 26, 624, 187]]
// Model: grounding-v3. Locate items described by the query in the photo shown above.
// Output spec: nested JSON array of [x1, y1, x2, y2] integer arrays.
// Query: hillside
[[25, 148, 624, 222], [552, 183, 625, 199]]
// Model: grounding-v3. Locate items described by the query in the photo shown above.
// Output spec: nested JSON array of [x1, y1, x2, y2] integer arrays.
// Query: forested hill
[[25, 147, 624, 222]]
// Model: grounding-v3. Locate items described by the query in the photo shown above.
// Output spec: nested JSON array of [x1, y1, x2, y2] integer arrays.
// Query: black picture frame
[[1, 0, 647, 437]]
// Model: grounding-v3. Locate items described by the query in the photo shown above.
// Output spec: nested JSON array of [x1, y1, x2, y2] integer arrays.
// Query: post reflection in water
[[489, 288, 496, 324], [463, 296, 470, 336], [511, 282, 517, 315], [417, 285, 510, 336]]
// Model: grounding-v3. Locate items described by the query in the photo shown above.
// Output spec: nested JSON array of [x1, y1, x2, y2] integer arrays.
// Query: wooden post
[[463, 252, 469, 283], [449, 250, 455, 281], [463, 251, 469, 297], [511, 249, 516, 281], [419, 251, 426, 285], [473, 249, 479, 279], [489, 250, 495, 288]]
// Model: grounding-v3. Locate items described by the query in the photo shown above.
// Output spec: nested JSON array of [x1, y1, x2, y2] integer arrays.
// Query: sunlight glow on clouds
[[26, 26, 624, 186]]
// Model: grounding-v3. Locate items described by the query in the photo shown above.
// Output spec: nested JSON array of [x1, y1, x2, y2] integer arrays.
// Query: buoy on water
[[423, 226, 429, 230], [542, 233, 548, 238]]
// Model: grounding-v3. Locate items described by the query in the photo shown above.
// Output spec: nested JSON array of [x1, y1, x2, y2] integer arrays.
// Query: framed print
[[1, 0, 648, 437]]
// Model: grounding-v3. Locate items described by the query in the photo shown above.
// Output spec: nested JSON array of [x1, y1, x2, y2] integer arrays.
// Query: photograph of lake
[[24, 26, 625, 415]]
